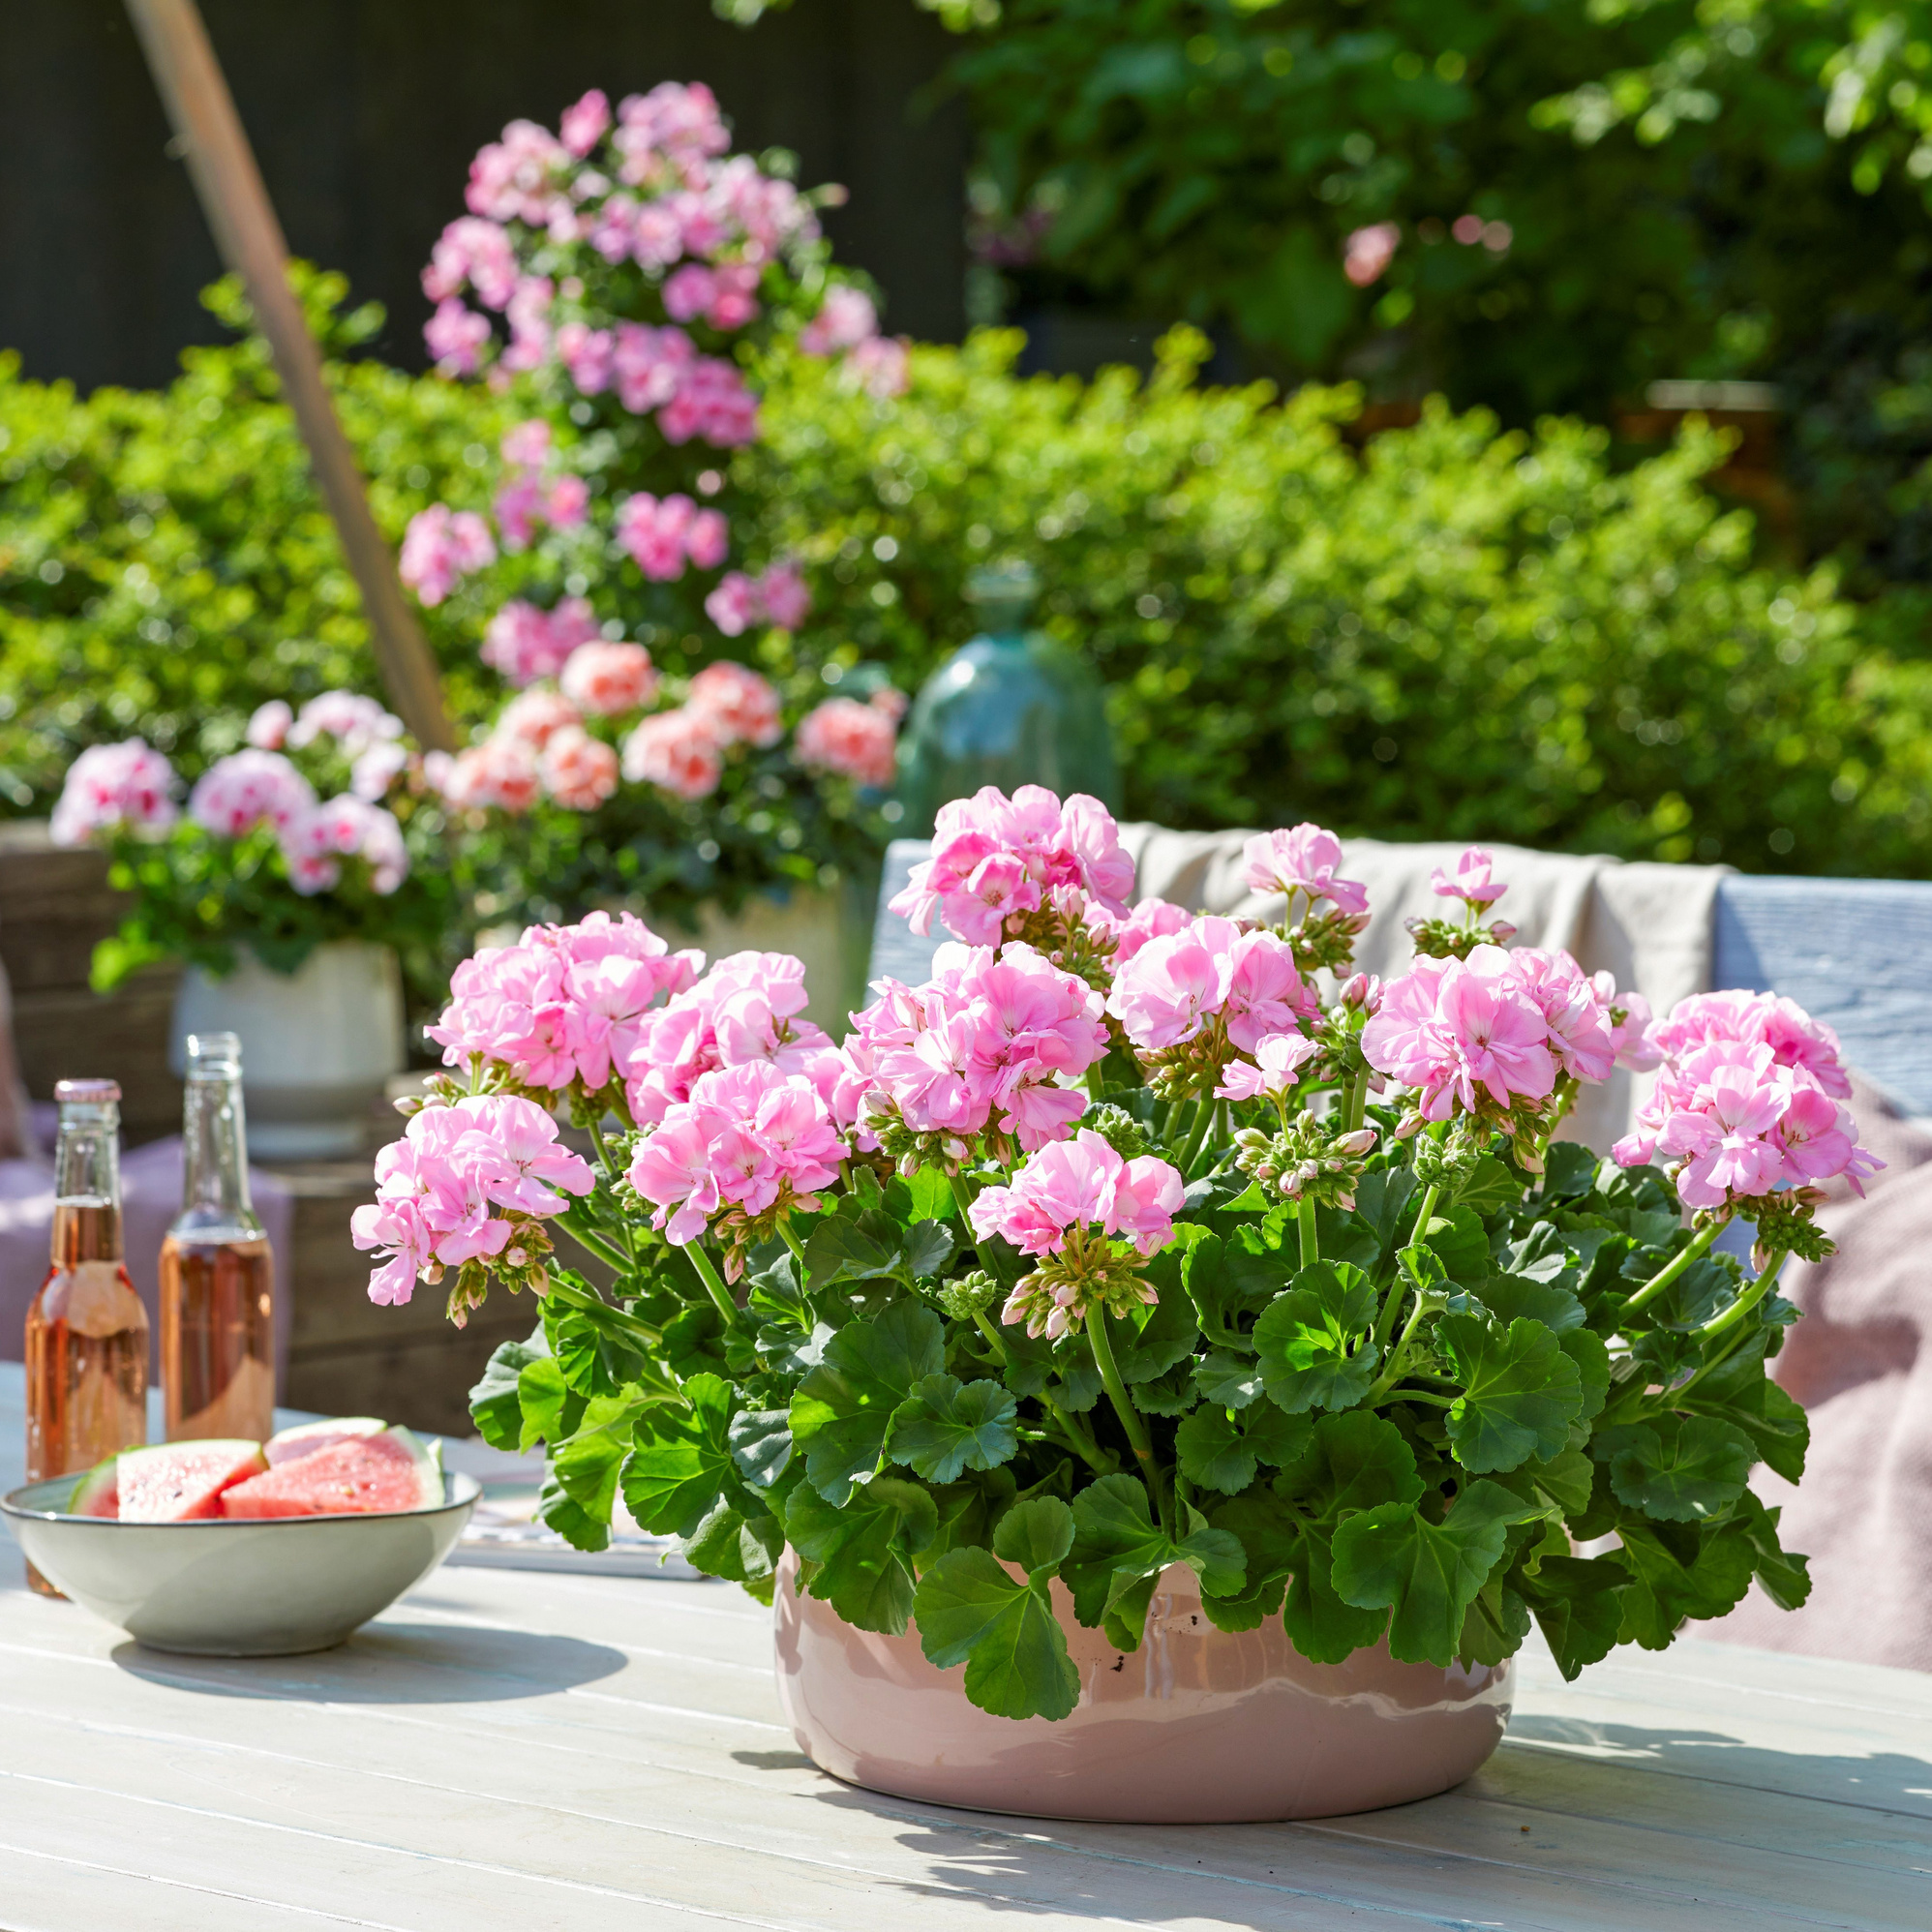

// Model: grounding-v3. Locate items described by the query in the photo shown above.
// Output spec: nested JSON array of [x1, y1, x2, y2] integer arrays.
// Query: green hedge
[[3, 283, 1924, 881], [751, 327, 1922, 874]]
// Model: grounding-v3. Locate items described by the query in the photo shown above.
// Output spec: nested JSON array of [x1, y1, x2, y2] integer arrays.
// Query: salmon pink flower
[[796, 697, 897, 787], [688, 661, 782, 747], [538, 726, 619, 810], [622, 709, 723, 800]]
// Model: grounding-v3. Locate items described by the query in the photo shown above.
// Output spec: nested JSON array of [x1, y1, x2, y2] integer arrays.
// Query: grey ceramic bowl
[[0, 1471, 479, 1656]]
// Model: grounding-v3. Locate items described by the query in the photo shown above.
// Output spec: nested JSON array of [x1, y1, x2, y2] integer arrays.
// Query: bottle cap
[[185, 1032, 244, 1077], [53, 1078, 121, 1104]]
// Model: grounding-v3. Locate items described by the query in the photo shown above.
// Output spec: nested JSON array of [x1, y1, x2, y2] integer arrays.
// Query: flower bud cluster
[[1234, 1119, 1378, 1211], [936, 1269, 1000, 1321], [1404, 913, 1520, 960]]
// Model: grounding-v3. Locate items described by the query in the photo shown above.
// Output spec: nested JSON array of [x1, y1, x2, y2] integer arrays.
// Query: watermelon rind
[[264, 1415, 386, 1467], [69, 1456, 119, 1518], [117, 1439, 268, 1521], [382, 1426, 445, 1509]]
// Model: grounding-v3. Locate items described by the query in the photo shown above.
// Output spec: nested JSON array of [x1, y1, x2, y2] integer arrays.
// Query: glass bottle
[[160, 1032, 276, 1444], [25, 1079, 148, 1595], [893, 561, 1121, 836]]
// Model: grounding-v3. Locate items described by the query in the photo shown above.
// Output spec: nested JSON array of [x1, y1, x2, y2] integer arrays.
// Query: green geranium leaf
[[1677, 1335, 1809, 1483], [1253, 1260, 1379, 1413], [727, 1407, 794, 1490], [683, 1495, 782, 1600], [1459, 1575, 1532, 1667], [1454, 1156, 1523, 1216], [514, 1353, 573, 1454], [1192, 1348, 1264, 1408], [1559, 1327, 1611, 1423], [1516, 1554, 1628, 1679], [888, 1373, 1019, 1483], [620, 1373, 735, 1536], [803, 1215, 899, 1290], [1064, 1474, 1245, 1646], [1109, 1278, 1201, 1383], [1473, 1271, 1585, 1335], [1598, 1414, 1756, 1523], [1439, 1312, 1584, 1473], [907, 1164, 957, 1221], [1174, 1407, 1252, 1494], [929, 1468, 1018, 1556], [1351, 1166, 1419, 1261], [993, 1495, 1077, 1574], [1541, 1142, 1601, 1201], [538, 1470, 610, 1553], [469, 1326, 548, 1452], [1615, 1518, 1755, 1647], [1332, 1480, 1542, 1667], [912, 1547, 1079, 1721], [902, 1219, 956, 1281], [789, 1302, 946, 1504], [785, 1475, 936, 1635], [550, 1399, 631, 1521], [1423, 1205, 1490, 1286], [1734, 1493, 1811, 1613], [1520, 1445, 1595, 1517]]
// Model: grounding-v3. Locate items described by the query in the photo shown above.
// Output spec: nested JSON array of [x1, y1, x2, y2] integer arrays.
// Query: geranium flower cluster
[[969, 1130, 1183, 1339], [51, 697, 416, 897], [1614, 990, 1880, 1211], [889, 784, 1137, 949], [1242, 823, 1371, 973], [351, 1094, 595, 1318], [48, 739, 178, 845], [427, 911, 704, 1101], [840, 941, 1112, 1164]]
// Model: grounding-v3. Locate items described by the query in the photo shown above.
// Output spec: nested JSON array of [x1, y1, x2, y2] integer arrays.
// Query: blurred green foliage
[[750, 328, 1924, 874], [3, 279, 1923, 891], [763, 0, 1932, 596], [0, 267, 510, 810]]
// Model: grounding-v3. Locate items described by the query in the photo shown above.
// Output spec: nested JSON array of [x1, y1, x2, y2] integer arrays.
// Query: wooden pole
[[124, 0, 455, 752]]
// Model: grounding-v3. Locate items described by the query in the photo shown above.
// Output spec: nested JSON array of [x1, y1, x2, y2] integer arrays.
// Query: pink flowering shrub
[[376, 800, 1845, 1721], [396, 81, 909, 937], [48, 693, 444, 990]]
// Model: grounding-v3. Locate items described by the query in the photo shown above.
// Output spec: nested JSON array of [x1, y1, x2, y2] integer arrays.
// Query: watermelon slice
[[117, 1440, 268, 1522], [221, 1426, 443, 1520], [69, 1456, 120, 1519], [264, 1415, 386, 1467]]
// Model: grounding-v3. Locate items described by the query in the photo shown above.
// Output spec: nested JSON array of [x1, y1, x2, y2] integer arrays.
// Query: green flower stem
[[1346, 1073, 1369, 1133], [681, 1239, 740, 1329], [543, 1273, 661, 1348], [950, 1169, 980, 1223], [1089, 1307, 1172, 1535], [1176, 1088, 1216, 1175], [556, 1215, 632, 1276], [971, 1310, 1110, 1473], [1371, 1181, 1438, 1351], [777, 1218, 809, 1264], [1697, 1248, 1789, 1343], [1085, 1062, 1106, 1100], [1621, 1215, 1728, 1315], [1364, 1292, 1437, 1404], [1298, 1197, 1319, 1267], [585, 1116, 638, 1270]]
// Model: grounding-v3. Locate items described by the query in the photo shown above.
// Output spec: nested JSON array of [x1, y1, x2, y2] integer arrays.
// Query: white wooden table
[[2, 1540, 1928, 1932]]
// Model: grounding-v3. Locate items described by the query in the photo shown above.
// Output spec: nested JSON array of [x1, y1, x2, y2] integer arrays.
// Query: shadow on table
[[1501, 1714, 1932, 1816], [110, 1619, 628, 1705]]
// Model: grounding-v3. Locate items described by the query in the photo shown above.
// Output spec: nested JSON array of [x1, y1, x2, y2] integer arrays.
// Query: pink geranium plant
[[398, 80, 912, 937], [368, 801, 1858, 1728], [47, 693, 447, 990]]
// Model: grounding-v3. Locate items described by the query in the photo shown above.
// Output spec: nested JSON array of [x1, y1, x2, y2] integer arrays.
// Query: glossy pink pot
[[773, 1556, 1513, 1823]]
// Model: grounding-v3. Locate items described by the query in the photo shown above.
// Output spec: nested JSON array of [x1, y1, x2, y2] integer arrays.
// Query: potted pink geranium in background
[[48, 691, 452, 1157], [396, 81, 915, 1020], [356, 784, 1871, 1823]]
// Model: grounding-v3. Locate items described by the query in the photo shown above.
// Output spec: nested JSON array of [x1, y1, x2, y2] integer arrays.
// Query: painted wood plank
[[4, 1557, 1929, 1931]]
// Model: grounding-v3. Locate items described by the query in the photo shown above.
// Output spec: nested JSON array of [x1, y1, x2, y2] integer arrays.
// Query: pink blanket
[[1703, 1073, 1932, 1670]]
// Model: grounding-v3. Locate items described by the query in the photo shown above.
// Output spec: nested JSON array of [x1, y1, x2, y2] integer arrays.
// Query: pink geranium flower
[[1431, 847, 1508, 910], [1361, 947, 1556, 1120], [49, 740, 179, 846], [560, 642, 660, 716], [687, 661, 782, 747], [796, 697, 897, 787], [1241, 824, 1368, 917], [539, 726, 619, 810], [622, 708, 724, 800], [1217, 1031, 1323, 1102]]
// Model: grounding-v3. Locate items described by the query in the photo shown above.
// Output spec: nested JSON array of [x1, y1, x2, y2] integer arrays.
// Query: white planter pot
[[170, 941, 405, 1161], [680, 885, 866, 1036]]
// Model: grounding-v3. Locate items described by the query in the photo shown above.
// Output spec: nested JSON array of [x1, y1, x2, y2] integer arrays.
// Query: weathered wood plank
[[3, 1551, 1928, 1930]]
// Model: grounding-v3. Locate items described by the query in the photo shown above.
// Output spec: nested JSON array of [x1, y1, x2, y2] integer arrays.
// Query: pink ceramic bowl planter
[[773, 1556, 1513, 1824]]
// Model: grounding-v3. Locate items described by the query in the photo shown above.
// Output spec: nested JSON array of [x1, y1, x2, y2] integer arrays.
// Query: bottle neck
[[52, 1103, 123, 1264], [179, 1071, 260, 1234]]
